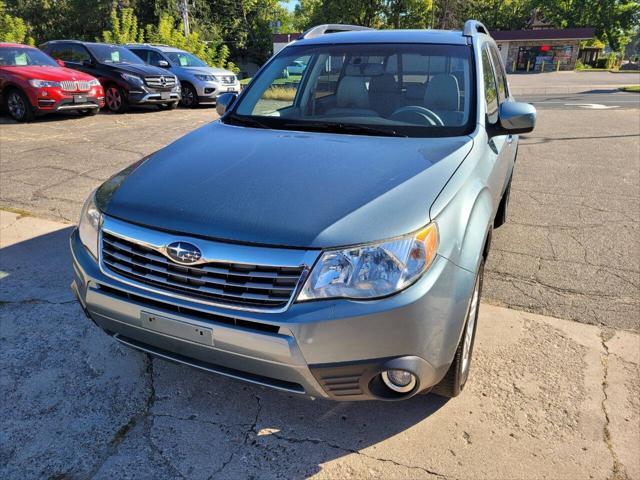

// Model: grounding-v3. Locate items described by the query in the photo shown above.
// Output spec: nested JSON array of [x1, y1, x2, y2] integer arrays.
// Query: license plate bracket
[[160, 91, 170, 100], [73, 94, 86, 103], [140, 311, 214, 346]]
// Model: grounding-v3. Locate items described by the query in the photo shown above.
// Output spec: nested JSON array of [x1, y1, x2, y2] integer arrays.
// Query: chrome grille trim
[[221, 75, 236, 84], [144, 75, 177, 89], [60, 80, 91, 92], [98, 216, 317, 313]]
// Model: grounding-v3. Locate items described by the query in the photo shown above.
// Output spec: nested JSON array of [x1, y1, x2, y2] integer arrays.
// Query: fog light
[[381, 370, 416, 393]]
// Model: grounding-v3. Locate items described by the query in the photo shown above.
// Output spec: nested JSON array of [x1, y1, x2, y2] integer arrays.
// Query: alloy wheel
[[182, 85, 196, 107], [7, 92, 25, 120], [106, 87, 122, 111]]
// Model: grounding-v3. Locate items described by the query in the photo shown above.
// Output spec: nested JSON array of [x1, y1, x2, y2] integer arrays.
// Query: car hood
[[4, 65, 96, 81], [101, 122, 473, 248], [108, 63, 168, 77]]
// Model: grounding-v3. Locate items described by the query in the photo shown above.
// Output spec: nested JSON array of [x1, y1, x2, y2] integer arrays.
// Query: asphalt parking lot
[[1, 76, 639, 479]]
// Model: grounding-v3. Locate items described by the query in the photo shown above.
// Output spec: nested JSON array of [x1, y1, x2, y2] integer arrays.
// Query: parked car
[[126, 44, 240, 107], [71, 21, 536, 401], [40, 41, 180, 113], [0, 43, 104, 122], [285, 60, 307, 76]]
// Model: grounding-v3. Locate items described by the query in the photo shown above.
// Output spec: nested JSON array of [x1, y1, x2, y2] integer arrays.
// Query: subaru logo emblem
[[165, 242, 202, 264]]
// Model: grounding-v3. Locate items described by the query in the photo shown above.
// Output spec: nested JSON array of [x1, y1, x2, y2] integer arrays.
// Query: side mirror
[[56, 59, 66, 67], [158, 60, 170, 68], [82, 59, 94, 67], [216, 92, 237, 116], [498, 101, 536, 134]]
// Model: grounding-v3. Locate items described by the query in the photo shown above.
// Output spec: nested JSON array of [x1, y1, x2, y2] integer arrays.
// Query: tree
[[0, 0, 33, 43], [145, 13, 234, 70], [532, 0, 640, 52], [101, 7, 144, 43]]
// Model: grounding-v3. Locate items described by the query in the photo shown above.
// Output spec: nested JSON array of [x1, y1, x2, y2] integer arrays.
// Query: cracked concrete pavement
[[1, 98, 638, 331], [1, 211, 638, 479]]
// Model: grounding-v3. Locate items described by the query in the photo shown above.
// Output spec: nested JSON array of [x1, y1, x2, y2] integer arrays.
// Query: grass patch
[[239, 77, 251, 85], [620, 85, 640, 92], [261, 86, 297, 101]]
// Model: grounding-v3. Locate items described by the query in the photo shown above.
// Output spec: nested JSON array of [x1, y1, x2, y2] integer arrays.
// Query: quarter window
[[481, 47, 499, 124]]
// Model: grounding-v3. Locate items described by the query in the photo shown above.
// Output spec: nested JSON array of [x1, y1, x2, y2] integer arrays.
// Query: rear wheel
[[105, 85, 129, 113], [180, 83, 198, 108], [6, 89, 35, 122], [431, 259, 484, 398]]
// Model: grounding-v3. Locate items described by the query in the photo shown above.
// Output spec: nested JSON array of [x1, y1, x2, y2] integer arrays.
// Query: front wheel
[[180, 83, 198, 108], [6, 89, 35, 122], [104, 85, 129, 113], [431, 259, 484, 398]]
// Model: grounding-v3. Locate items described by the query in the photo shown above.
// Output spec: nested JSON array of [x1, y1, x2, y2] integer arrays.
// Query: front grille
[[144, 75, 176, 89], [101, 232, 304, 309], [221, 75, 236, 84], [60, 80, 91, 92]]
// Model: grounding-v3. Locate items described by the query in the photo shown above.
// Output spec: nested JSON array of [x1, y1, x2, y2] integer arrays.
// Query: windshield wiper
[[282, 121, 408, 137], [224, 115, 271, 129]]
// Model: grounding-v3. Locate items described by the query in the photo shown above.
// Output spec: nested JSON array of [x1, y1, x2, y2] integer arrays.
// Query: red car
[[0, 43, 105, 122]]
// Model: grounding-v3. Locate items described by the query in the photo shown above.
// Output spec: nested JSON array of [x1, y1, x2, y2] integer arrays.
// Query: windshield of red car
[[0, 47, 59, 67]]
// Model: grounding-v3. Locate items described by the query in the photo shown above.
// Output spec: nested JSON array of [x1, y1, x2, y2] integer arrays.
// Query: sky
[[281, 0, 299, 12]]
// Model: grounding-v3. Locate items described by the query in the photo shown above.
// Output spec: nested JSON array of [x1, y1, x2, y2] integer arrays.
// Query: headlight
[[298, 223, 438, 301], [88, 79, 101, 87], [78, 193, 102, 260], [121, 73, 143, 85], [194, 74, 218, 82], [28, 79, 61, 88]]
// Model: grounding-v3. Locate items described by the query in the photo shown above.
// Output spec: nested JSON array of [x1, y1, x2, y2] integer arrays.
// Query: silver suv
[[127, 44, 240, 107], [72, 22, 536, 401]]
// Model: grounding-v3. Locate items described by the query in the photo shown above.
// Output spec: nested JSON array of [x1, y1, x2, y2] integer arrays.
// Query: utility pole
[[178, 0, 190, 37]]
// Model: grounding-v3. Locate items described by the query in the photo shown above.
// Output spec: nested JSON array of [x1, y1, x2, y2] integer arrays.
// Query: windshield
[[227, 43, 475, 138], [0, 47, 59, 67], [88, 44, 145, 65], [166, 51, 207, 67]]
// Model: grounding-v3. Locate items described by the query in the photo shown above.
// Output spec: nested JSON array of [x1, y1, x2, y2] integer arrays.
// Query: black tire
[[180, 83, 198, 108], [79, 108, 99, 116], [432, 259, 484, 398], [494, 176, 512, 228], [159, 101, 178, 111], [104, 85, 129, 113], [6, 88, 35, 122]]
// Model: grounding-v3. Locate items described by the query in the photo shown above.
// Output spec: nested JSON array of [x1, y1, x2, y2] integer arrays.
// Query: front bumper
[[128, 89, 180, 105], [71, 226, 475, 401], [193, 80, 240, 102], [33, 90, 104, 112]]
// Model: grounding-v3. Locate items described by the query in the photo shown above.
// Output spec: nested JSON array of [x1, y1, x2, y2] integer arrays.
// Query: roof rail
[[299, 24, 372, 40], [463, 20, 491, 37]]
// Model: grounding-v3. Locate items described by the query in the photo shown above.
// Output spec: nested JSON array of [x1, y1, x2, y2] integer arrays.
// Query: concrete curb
[[1, 210, 639, 479]]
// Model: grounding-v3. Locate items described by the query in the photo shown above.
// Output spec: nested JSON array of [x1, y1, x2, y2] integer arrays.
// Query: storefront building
[[492, 28, 594, 72]]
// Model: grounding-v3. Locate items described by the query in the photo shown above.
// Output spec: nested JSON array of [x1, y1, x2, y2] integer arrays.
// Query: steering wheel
[[389, 106, 444, 127]]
